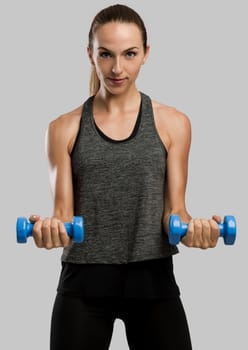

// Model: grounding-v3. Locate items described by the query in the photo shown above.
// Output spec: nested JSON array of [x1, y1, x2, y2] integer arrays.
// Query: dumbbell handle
[[16, 216, 84, 243], [168, 215, 236, 245]]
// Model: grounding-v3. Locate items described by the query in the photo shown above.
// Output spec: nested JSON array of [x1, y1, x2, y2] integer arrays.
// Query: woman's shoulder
[[151, 99, 190, 125], [47, 104, 83, 154], [49, 105, 83, 130], [151, 98, 191, 150]]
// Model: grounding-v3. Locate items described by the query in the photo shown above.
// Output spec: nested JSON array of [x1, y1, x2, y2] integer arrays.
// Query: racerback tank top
[[61, 91, 178, 264]]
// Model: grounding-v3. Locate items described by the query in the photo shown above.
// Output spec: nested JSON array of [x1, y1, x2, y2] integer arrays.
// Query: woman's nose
[[112, 58, 123, 75]]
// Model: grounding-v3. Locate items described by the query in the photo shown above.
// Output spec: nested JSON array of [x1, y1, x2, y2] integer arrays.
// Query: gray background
[[1, 0, 247, 349]]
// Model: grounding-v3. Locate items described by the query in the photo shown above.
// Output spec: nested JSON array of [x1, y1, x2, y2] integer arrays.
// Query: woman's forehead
[[93, 22, 143, 48]]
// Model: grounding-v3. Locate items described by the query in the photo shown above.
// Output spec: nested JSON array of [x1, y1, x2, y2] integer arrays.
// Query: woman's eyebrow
[[97, 46, 139, 52]]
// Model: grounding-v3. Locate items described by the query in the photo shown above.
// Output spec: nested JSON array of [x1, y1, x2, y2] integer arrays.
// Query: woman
[[31, 4, 220, 350]]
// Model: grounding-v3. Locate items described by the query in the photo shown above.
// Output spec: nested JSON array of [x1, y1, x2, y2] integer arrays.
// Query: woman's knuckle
[[61, 236, 70, 246], [194, 218, 201, 225], [201, 243, 209, 250], [194, 241, 201, 248], [60, 231, 69, 241], [63, 241, 70, 248], [194, 224, 201, 233], [187, 227, 194, 236], [45, 243, 53, 250], [54, 243, 61, 248], [182, 236, 192, 247], [35, 241, 43, 248], [50, 224, 58, 231], [42, 223, 50, 231], [202, 221, 209, 230]]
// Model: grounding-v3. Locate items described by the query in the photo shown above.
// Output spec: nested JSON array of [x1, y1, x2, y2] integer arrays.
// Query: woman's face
[[88, 22, 150, 95]]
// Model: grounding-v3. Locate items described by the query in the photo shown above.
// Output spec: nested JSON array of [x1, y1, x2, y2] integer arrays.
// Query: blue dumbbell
[[168, 215, 236, 245], [16, 216, 84, 243]]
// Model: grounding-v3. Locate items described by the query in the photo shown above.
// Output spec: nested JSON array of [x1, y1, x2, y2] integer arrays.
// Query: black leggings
[[50, 294, 192, 350]]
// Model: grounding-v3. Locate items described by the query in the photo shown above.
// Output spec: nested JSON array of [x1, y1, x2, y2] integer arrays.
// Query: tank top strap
[[138, 92, 166, 153], [139, 91, 153, 120], [80, 95, 94, 128], [138, 92, 157, 137]]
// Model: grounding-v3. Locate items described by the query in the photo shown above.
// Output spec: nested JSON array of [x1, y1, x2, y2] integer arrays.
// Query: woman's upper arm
[[45, 114, 79, 221], [164, 109, 192, 222]]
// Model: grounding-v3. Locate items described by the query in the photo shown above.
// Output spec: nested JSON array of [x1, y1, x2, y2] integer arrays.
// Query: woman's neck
[[95, 87, 141, 114]]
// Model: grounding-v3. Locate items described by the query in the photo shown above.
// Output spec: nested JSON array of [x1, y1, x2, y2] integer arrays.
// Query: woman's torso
[[61, 91, 178, 264]]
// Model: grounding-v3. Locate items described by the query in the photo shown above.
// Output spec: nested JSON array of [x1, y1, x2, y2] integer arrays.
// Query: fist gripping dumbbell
[[168, 215, 236, 245], [16, 216, 84, 243]]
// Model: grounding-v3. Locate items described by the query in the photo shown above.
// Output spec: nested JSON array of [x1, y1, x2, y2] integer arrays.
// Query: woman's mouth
[[108, 78, 127, 85]]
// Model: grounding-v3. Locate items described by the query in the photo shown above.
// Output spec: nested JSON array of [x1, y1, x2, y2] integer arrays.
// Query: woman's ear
[[87, 47, 95, 65], [142, 45, 150, 65]]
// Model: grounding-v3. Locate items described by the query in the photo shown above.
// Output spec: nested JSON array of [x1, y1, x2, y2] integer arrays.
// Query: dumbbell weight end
[[219, 215, 236, 245], [16, 218, 33, 243]]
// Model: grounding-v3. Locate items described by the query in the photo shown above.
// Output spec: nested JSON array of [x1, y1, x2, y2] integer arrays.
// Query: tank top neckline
[[90, 92, 143, 144]]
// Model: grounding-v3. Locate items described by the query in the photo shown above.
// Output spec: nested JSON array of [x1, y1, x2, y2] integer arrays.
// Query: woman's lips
[[108, 78, 127, 85]]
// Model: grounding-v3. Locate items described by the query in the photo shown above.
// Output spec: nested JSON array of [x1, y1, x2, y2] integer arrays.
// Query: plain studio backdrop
[[1, 0, 247, 349]]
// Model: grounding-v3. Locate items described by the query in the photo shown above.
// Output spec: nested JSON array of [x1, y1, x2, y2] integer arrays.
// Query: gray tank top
[[61, 92, 178, 264]]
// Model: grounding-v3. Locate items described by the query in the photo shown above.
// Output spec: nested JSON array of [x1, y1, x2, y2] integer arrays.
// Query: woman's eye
[[126, 51, 137, 58], [99, 52, 111, 58]]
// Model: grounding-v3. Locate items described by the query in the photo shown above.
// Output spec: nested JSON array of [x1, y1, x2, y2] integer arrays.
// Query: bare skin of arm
[[153, 101, 220, 249], [31, 106, 82, 249]]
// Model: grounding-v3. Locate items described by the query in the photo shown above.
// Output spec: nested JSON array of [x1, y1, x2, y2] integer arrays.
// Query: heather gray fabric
[[61, 92, 178, 264]]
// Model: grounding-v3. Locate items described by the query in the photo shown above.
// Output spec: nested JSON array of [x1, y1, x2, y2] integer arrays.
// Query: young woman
[[31, 4, 221, 350]]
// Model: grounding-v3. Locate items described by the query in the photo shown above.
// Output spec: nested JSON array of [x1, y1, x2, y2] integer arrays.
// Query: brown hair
[[88, 4, 148, 96]]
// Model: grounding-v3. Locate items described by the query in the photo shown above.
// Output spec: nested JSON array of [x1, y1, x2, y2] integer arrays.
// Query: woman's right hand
[[29, 215, 71, 249]]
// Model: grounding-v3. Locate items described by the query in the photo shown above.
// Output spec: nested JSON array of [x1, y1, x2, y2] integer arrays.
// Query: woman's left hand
[[181, 215, 222, 249]]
